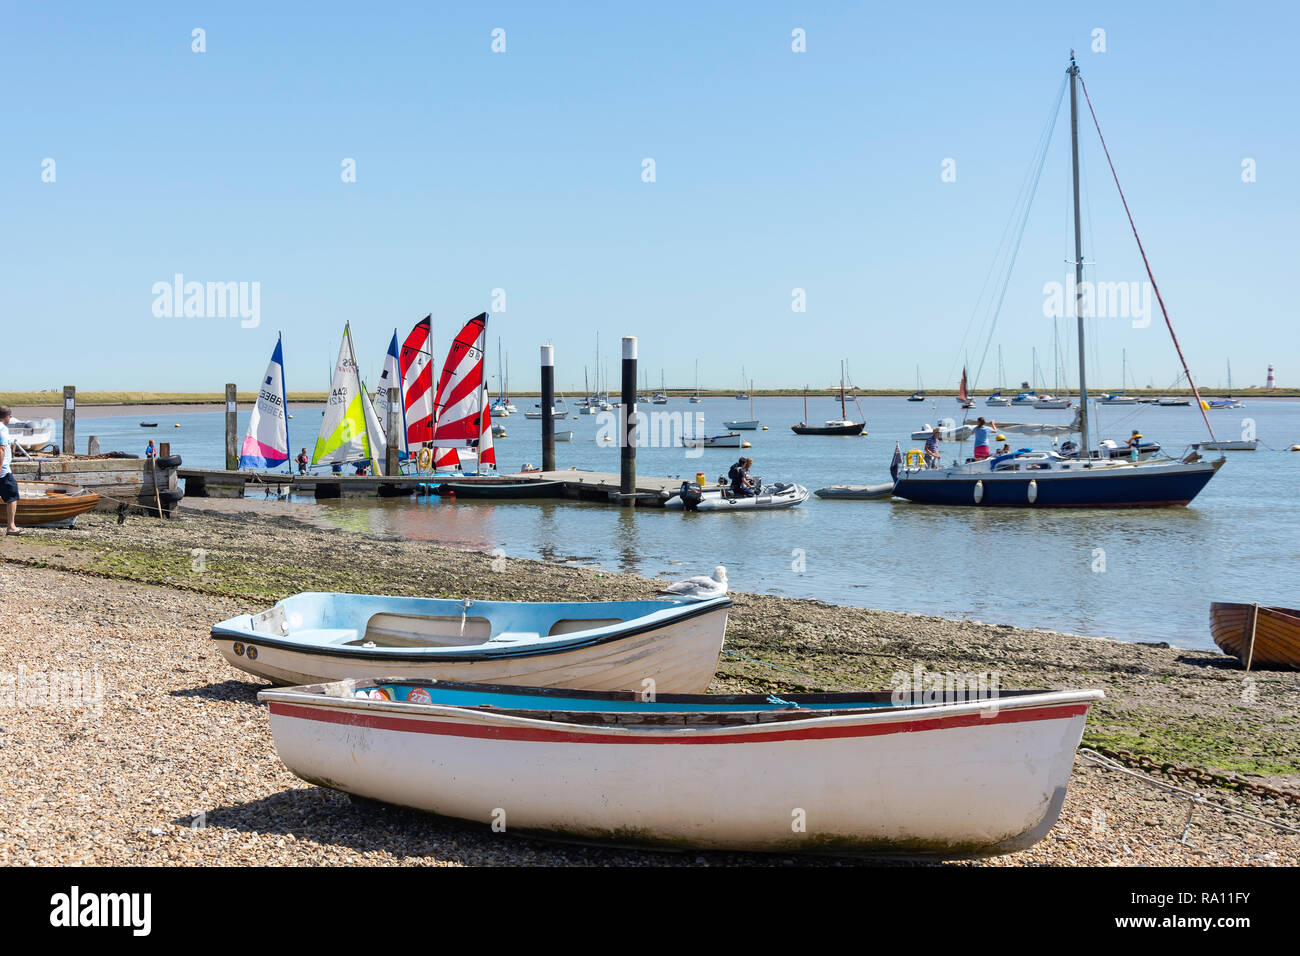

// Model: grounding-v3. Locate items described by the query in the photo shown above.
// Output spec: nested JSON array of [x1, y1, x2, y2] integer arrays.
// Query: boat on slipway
[[1210, 602, 1300, 670], [259, 678, 1103, 855], [665, 481, 809, 511], [8, 419, 57, 452], [213, 593, 731, 691], [893, 54, 1224, 509], [14, 481, 101, 527]]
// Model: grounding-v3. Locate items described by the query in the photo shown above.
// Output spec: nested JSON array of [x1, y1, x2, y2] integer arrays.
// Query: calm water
[[73, 396, 1300, 649]]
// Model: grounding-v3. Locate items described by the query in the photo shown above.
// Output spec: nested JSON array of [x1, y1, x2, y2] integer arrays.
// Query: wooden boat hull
[[212, 594, 730, 691], [1209, 602, 1300, 670], [792, 422, 865, 436], [14, 481, 101, 527], [683, 433, 743, 448], [260, 680, 1102, 855]]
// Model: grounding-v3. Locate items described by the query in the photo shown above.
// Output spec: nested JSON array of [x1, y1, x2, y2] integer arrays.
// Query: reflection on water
[[104, 396, 1300, 650]]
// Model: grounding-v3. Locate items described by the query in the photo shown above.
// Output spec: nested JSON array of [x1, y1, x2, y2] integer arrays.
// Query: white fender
[[973, 479, 984, 504], [1027, 479, 1038, 504]]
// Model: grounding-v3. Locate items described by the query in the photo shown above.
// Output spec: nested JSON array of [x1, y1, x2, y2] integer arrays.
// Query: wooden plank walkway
[[177, 466, 690, 506]]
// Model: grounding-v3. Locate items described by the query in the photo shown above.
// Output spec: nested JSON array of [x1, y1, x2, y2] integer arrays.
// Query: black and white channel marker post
[[541, 345, 556, 472], [620, 335, 637, 506]]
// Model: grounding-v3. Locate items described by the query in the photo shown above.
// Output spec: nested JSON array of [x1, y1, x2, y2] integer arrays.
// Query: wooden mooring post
[[385, 387, 400, 476], [224, 383, 238, 470], [62, 385, 75, 455]]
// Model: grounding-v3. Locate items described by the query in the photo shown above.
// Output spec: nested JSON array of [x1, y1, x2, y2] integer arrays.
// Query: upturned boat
[[259, 678, 1103, 856], [212, 593, 731, 690], [1209, 602, 1300, 670], [814, 483, 894, 500]]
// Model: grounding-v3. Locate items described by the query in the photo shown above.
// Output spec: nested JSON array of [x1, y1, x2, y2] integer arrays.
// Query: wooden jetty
[[179, 467, 692, 506], [13, 453, 183, 517]]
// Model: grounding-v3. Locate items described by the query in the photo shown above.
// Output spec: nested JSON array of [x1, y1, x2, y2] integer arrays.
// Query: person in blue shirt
[[972, 418, 996, 461], [0, 406, 20, 535], [145, 440, 156, 459]]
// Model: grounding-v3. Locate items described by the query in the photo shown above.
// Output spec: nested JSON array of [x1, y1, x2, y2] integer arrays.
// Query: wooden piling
[[62, 386, 75, 455], [385, 386, 400, 476], [224, 383, 238, 470]]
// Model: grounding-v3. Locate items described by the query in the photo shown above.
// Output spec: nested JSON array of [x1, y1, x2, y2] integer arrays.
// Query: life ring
[[417, 447, 433, 471], [905, 449, 925, 468]]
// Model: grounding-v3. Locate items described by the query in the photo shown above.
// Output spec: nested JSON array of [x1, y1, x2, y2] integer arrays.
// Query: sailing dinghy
[[430, 312, 496, 475], [239, 334, 291, 470], [312, 323, 387, 474], [212, 593, 731, 690], [259, 677, 1103, 855]]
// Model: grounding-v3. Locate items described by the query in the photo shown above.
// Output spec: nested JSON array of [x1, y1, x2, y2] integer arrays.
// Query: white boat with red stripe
[[259, 678, 1103, 856]]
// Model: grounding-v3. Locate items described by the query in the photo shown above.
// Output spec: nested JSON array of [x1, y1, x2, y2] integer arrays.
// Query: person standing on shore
[[0, 406, 21, 535]]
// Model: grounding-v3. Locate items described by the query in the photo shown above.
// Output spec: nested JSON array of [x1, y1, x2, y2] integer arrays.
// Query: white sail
[[372, 330, 406, 459], [313, 323, 373, 466]]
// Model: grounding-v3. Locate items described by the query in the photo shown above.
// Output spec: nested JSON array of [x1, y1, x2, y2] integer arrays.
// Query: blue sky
[[3, 1, 1295, 394]]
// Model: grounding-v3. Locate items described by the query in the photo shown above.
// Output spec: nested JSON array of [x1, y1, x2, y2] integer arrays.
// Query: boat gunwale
[[212, 594, 732, 663], [259, 687, 1104, 741]]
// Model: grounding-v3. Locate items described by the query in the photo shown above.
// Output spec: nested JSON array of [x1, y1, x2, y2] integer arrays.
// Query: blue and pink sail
[[239, 335, 291, 469]]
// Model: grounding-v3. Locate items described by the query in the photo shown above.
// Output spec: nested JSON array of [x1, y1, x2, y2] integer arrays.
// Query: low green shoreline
[[5, 505, 1297, 784], [3, 387, 1297, 406]]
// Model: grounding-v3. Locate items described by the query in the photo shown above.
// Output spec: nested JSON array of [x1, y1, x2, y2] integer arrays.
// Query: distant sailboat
[[724, 380, 760, 430], [793, 362, 865, 435], [690, 360, 702, 403], [957, 367, 975, 409], [239, 333, 291, 469]]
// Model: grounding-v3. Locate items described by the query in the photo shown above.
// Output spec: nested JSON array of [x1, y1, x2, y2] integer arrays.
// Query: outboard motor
[[678, 481, 703, 511]]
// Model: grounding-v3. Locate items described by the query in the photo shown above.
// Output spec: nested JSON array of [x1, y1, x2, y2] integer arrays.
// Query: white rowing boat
[[260, 678, 1103, 856], [212, 593, 730, 691]]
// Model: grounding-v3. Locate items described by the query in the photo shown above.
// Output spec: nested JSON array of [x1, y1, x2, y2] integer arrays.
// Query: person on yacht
[[972, 418, 996, 461], [924, 428, 941, 468]]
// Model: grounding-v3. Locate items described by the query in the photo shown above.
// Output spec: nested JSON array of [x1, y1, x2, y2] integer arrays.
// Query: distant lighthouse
[[1267, 365, 1276, 389]]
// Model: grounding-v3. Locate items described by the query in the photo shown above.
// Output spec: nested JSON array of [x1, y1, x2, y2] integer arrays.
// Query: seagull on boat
[[658, 566, 728, 601]]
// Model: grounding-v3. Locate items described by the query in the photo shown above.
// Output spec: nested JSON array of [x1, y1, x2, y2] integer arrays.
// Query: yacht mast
[[1069, 52, 1091, 453]]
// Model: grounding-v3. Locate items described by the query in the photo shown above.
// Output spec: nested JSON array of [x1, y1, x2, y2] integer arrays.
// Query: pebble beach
[[1, 502, 1297, 866]]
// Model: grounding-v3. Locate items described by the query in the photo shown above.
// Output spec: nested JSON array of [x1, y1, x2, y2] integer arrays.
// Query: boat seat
[[296, 628, 361, 645], [488, 632, 540, 643]]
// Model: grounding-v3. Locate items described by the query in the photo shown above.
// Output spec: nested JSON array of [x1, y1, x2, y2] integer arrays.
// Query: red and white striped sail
[[431, 312, 494, 472], [400, 316, 434, 448]]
